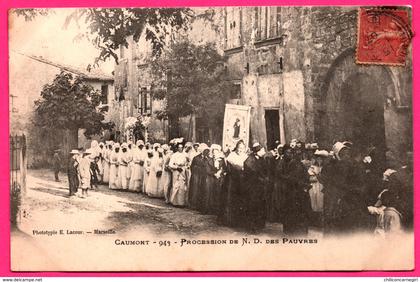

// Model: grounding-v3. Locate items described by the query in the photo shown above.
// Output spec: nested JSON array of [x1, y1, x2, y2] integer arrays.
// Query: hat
[[162, 144, 170, 151], [84, 148, 94, 155], [121, 142, 128, 149], [290, 139, 297, 148], [113, 143, 120, 149], [136, 140, 145, 146], [90, 140, 99, 148], [70, 149, 79, 154], [310, 143, 319, 150], [210, 144, 222, 151], [343, 141, 353, 148], [383, 168, 397, 181], [252, 142, 263, 153], [314, 149, 329, 158], [185, 142, 193, 148], [199, 143, 209, 152], [332, 142, 348, 160], [153, 143, 160, 149], [157, 147, 164, 153]]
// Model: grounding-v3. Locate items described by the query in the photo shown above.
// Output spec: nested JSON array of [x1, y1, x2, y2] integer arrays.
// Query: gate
[[10, 134, 27, 227]]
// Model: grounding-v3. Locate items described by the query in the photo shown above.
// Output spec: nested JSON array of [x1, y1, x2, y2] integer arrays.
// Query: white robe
[[79, 157, 91, 189], [146, 155, 164, 198], [129, 148, 144, 192], [169, 152, 189, 206], [102, 149, 110, 183], [109, 151, 119, 189], [118, 152, 130, 190]]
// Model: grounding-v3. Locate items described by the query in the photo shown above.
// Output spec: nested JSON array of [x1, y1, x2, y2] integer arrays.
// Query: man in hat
[[243, 143, 268, 233], [67, 149, 80, 196], [79, 148, 93, 198], [53, 149, 62, 182]]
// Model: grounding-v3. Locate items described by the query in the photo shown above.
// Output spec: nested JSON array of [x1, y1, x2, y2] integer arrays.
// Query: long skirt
[[143, 169, 149, 194], [162, 170, 172, 203], [109, 164, 118, 189], [188, 171, 206, 210], [219, 169, 247, 228], [267, 181, 286, 223], [146, 170, 164, 198], [129, 163, 143, 192], [97, 160, 104, 183], [170, 170, 188, 207], [207, 176, 223, 215], [309, 182, 324, 212], [103, 161, 110, 183], [118, 165, 128, 190]]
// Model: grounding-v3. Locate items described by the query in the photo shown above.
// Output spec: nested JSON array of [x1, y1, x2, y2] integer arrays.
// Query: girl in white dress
[[169, 143, 189, 207], [109, 143, 120, 189], [118, 143, 130, 190], [146, 147, 165, 198]]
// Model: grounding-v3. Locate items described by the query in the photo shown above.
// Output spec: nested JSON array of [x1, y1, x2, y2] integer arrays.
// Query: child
[[90, 156, 101, 190], [368, 189, 403, 236]]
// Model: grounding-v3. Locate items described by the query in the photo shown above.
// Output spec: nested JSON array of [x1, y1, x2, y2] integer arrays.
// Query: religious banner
[[223, 104, 251, 151]]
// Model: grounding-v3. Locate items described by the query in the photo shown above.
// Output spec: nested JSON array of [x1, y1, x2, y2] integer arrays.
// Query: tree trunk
[[169, 116, 180, 140], [62, 128, 79, 157]]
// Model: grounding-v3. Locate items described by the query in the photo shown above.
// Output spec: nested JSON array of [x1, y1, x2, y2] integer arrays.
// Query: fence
[[10, 134, 27, 227]]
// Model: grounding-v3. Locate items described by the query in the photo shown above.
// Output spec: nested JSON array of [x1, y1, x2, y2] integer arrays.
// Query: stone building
[[110, 10, 222, 144], [221, 6, 412, 166], [9, 51, 114, 167], [108, 7, 411, 167]]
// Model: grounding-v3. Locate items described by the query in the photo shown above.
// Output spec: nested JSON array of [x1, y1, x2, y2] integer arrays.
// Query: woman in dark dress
[[218, 140, 248, 228], [267, 145, 285, 223], [243, 143, 269, 232], [280, 144, 311, 236], [206, 144, 226, 215], [188, 144, 210, 211]]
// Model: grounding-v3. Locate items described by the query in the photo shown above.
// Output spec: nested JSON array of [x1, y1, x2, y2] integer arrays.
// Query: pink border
[[0, 0, 418, 277]]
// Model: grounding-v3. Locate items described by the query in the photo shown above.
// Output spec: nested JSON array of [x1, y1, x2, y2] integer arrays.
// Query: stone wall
[[222, 6, 412, 165]]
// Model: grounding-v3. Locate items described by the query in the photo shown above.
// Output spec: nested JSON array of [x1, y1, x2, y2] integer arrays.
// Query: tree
[[14, 8, 193, 68], [151, 41, 234, 141], [34, 71, 113, 154]]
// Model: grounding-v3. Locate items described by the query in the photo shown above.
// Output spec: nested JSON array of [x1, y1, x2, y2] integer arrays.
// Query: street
[[10, 169, 413, 272], [16, 169, 303, 238]]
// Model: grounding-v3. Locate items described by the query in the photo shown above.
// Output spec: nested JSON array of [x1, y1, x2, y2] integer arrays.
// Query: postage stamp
[[356, 8, 412, 66]]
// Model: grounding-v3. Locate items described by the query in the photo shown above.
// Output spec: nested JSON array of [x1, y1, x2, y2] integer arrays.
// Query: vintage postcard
[[9, 6, 413, 271]]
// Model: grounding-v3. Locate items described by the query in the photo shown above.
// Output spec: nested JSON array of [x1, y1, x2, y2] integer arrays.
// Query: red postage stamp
[[356, 8, 412, 66]]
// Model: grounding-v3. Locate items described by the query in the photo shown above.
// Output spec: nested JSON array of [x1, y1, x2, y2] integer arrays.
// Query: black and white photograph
[[9, 6, 413, 271]]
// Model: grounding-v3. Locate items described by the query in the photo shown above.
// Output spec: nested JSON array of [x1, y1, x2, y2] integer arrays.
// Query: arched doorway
[[317, 49, 398, 169], [340, 72, 387, 166]]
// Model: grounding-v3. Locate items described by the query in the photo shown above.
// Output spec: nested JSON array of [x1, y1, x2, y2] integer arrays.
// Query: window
[[101, 85, 108, 105], [255, 7, 281, 41], [225, 7, 242, 49], [230, 82, 242, 99], [138, 86, 152, 115]]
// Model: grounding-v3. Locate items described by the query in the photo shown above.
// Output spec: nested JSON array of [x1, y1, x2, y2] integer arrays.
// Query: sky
[[9, 8, 114, 74]]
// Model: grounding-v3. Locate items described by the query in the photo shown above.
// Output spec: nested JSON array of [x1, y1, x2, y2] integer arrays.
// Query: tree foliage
[[34, 71, 113, 137], [14, 8, 192, 67], [151, 41, 233, 128], [13, 9, 50, 21], [64, 8, 193, 67]]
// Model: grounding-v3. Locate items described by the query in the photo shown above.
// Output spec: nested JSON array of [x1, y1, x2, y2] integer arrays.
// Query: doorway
[[265, 109, 280, 150]]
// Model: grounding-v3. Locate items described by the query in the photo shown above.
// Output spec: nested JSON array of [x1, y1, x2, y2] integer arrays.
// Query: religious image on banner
[[223, 104, 251, 151]]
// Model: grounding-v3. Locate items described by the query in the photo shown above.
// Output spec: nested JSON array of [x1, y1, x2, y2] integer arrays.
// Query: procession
[[60, 137, 413, 236]]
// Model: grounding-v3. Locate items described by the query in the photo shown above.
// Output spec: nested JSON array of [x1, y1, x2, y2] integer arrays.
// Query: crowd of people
[[63, 137, 413, 236]]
